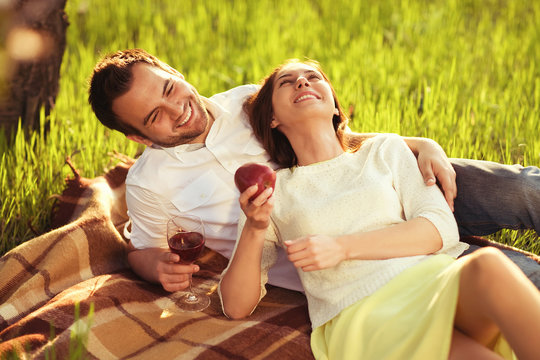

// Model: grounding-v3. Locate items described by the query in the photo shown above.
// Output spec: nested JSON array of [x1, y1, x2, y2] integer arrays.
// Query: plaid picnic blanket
[[0, 157, 312, 359], [1, 156, 538, 359]]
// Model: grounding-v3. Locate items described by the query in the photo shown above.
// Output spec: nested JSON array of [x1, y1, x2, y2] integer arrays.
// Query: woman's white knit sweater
[[221, 134, 468, 329]]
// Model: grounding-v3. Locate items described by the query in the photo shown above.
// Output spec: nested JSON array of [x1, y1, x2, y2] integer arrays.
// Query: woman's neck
[[284, 123, 344, 166]]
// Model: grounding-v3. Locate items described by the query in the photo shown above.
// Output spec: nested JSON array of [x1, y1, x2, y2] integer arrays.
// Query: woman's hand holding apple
[[238, 185, 274, 230], [235, 163, 277, 230]]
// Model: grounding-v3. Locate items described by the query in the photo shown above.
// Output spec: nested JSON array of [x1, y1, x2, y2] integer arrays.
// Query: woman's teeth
[[294, 94, 317, 103]]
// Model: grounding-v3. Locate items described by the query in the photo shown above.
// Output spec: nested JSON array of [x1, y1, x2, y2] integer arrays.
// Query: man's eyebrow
[[143, 79, 170, 126]]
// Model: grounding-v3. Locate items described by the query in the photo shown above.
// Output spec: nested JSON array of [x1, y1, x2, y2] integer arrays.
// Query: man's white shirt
[[125, 85, 303, 291]]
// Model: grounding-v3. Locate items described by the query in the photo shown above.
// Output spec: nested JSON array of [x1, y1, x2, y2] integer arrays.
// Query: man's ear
[[126, 134, 153, 147]]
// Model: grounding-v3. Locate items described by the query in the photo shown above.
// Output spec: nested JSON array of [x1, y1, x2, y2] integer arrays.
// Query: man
[[89, 49, 540, 292]]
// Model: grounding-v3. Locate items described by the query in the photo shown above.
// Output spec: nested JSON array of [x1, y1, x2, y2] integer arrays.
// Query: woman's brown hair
[[244, 59, 361, 168]]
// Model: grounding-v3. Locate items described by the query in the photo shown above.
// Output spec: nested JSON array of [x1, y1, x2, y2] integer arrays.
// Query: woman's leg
[[451, 159, 540, 236], [448, 329, 504, 360], [453, 247, 540, 360]]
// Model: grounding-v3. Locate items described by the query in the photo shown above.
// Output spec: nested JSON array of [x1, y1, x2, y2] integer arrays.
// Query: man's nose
[[296, 76, 310, 89], [162, 100, 182, 119]]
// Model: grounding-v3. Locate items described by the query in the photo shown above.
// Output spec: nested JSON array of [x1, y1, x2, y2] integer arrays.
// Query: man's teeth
[[294, 94, 317, 103], [178, 104, 192, 126]]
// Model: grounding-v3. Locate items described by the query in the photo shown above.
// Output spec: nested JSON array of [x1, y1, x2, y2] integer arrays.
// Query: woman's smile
[[294, 91, 320, 103]]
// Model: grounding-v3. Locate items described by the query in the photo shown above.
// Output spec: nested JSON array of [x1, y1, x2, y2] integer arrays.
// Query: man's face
[[112, 63, 211, 147]]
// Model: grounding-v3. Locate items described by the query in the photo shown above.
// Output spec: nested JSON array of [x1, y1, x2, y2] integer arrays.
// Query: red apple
[[234, 163, 276, 201]]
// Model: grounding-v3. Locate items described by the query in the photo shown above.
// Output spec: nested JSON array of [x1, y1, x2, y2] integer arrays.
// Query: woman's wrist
[[244, 219, 270, 233], [336, 233, 357, 261]]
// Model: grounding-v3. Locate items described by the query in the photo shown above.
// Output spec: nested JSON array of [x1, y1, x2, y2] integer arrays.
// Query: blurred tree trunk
[[0, 0, 69, 134]]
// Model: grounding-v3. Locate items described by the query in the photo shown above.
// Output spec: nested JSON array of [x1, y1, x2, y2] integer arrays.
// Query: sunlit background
[[1, 0, 538, 254]]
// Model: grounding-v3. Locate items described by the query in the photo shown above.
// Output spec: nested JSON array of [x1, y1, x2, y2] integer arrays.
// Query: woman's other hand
[[284, 235, 346, 271]]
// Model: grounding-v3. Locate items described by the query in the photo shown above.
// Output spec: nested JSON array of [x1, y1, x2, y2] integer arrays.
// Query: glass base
[[173, 290, 210, 312]]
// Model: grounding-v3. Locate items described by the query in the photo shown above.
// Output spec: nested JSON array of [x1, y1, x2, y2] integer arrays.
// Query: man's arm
[[126, 242, 197, 292], [344, 132, 456, 211], [126, 185, 197, 292]]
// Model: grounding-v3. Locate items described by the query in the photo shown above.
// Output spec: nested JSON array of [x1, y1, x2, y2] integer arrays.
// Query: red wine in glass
[[166, 215, 210, 312], [168, 231, 205, 264]]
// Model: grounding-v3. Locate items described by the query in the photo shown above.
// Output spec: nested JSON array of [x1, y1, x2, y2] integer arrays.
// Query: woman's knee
[[462, 247, 511, 288]]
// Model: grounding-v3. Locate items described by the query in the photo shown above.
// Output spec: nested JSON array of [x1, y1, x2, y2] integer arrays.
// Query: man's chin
[[151, 133, 205, 148]]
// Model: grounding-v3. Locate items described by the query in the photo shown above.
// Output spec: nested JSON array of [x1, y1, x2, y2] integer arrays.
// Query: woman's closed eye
[[279, 74, 321, 87], [279, 79, 293, 87]]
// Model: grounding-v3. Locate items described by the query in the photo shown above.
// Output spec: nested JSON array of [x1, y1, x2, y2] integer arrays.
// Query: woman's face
[[270, 62, 336, 130]]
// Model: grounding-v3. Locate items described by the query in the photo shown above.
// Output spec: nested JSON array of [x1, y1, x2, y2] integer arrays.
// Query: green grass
[[1, 0, 539, 256]]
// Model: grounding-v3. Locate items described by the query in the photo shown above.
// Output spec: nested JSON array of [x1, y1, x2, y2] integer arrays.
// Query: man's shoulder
[[125, 147, 170, 187], [209, 84, 260, 104]]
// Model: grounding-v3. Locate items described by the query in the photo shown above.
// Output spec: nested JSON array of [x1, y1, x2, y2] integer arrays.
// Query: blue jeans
[[451, 158, 540, 236]]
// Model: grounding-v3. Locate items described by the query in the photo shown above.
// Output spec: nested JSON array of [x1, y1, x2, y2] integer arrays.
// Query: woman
[[219, 59, 540, 359]]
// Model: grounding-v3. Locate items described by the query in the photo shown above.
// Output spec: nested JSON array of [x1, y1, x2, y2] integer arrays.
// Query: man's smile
[[176, 102, 193, 128]]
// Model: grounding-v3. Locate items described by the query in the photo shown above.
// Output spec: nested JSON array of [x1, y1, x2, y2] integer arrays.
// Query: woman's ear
[[270, 116, 279, 128], [334, 108, 340, 116]]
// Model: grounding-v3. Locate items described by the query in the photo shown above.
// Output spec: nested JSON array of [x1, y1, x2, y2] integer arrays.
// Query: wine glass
[[167, 214, 210, 312]]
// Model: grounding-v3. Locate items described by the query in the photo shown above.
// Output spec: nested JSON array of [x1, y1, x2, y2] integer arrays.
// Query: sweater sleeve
[[376, 134, 463, 255], [218, 212, 280, 317]]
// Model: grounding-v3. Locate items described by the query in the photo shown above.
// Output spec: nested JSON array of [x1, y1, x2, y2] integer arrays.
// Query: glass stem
[[186, 274, 197, 302]]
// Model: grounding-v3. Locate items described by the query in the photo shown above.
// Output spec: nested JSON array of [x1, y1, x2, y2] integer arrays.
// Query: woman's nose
[[296, 76, 310, 89]]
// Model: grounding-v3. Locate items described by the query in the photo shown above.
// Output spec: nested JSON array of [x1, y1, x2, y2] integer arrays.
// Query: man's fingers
[[158, 262, 199, 276], [162, 278, 191, 292], [163, 262, 198, 274], [445, 193, 455, 212], [418, 159, 436, 186], [438, 174, 457, 211], [160, 264, 199, 292], [166, 252, 180, 263]]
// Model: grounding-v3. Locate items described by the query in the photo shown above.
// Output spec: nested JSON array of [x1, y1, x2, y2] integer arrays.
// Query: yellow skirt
[[310, 254, 516, 360]]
